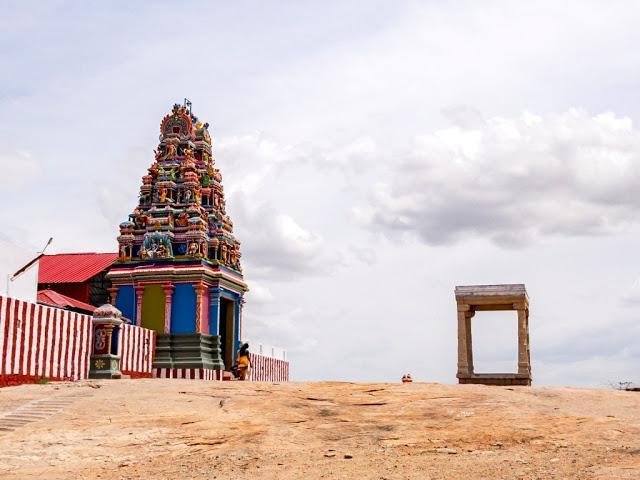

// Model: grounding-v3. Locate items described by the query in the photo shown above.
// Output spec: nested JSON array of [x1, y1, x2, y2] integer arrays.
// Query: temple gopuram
[[107, 101, 248, 378]]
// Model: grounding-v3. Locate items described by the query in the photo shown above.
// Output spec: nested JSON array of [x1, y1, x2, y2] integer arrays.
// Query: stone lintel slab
[[455, 284, 528, 308], [455, 284, 527, 297]]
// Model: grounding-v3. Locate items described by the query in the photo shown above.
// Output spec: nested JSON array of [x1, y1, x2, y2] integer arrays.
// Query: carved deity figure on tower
[[164, 142, 177, 160]]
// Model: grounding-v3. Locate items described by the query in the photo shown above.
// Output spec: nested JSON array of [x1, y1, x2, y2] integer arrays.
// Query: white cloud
[[245, 280, 275, 306], [0, 149, 38, 189], [360, 109, 640, 246], [316, 136, 377, 171], [213, 133, 330, 279], [244, 305, 319, 356], [621, 277, 640, 306], [216, 133, 304, 196], [233, 194, 326, 279]]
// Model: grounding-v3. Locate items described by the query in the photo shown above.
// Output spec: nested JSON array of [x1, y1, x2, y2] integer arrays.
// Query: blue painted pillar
[[239, 295, 245, 342], [233, 294, 242, 360], [209, 286, 221, 336]]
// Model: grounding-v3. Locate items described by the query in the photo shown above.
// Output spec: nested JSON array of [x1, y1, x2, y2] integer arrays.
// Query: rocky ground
[[0, 379, 638, 479]]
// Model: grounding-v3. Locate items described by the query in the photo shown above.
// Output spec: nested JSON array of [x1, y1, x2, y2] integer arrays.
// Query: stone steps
[[0, 393, 92, 433]]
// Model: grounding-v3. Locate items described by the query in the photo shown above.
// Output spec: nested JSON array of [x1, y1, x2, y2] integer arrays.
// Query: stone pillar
[[163, 283, 174, 334], [233, 296, 241, 358], [135, 285, 145, 326], [209, 286, 221, 335], [525, 311, 531, 372], [515, 303, 530, 376], [457, 304, 472, 377], [194, 283, 206, 334], [89, 304, 124, 379], [465, 309, 474, 374], [108, 286, 119, 305]]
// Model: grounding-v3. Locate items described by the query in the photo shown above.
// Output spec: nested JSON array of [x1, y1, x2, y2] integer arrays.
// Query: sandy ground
[[0, 380, 639, 479]]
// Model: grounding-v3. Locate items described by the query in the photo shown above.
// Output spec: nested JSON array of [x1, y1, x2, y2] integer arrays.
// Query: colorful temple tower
[[107, 102, 248, 376]]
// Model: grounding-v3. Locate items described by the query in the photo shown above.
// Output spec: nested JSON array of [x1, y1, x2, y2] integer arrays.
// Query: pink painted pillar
[[163, 283, 174, 334], [135, 285, 145, 326], [108, 286, 119, 305], [194, 283, 206, 333]]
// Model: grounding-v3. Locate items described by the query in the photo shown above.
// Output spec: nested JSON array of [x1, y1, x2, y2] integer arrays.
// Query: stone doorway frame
[[455, 284, 531, 386]]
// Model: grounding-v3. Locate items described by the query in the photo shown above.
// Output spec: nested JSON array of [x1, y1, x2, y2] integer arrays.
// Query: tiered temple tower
[[107, 102, 248, 375]]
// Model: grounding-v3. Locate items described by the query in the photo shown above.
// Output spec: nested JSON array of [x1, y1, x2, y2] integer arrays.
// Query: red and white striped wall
[[0, 294, 290, 386], [119, 323, 156, 378], [248, 352, 289, 382], [0, 295, 92, 387], [152, 367, 223, 380]]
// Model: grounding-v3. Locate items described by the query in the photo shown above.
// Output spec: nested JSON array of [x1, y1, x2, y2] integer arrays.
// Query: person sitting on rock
[[402, 373, 413, 383]]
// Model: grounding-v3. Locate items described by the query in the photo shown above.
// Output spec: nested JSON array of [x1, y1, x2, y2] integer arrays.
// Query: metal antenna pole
[[8, 237, 54, 296]]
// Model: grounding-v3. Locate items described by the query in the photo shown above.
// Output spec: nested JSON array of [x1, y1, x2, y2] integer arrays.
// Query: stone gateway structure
[[455, 284, 531, 386]]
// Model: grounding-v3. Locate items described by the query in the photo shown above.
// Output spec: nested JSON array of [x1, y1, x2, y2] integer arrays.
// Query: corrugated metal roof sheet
[[37, 289, 96, 313], [38, 253, 118, 284]]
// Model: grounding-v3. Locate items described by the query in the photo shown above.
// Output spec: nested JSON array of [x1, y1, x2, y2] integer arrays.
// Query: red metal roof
[[38, 253, 118, 284], [37, 289, 96, 314]]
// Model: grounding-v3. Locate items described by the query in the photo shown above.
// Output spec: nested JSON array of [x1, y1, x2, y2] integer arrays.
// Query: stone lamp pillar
[[89, 304, 124, 379]]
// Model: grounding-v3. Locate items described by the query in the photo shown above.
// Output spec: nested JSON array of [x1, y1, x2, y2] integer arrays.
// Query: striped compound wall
[[0, 295, 289, 386], [0, 295, 158, 387], [0, 295, 92, 387], [153, 353, 290, 382], [249, 352, 289, 382], [118, 323, 156, 378], [152, 368, 224, 380]]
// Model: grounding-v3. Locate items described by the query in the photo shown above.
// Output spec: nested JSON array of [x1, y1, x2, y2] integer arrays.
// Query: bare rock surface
[[0, 380, 639, 479]]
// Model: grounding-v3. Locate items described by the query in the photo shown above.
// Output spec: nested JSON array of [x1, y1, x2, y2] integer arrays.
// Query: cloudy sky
[[2, 1, 640, 386]]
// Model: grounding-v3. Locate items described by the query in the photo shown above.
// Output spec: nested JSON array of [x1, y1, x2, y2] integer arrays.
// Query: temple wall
[[248, 352, 290, 382], [171, 283, 196, 333], [0, 295, 92, 386], [0, 295, 155, 387], [118, 323, 155, 378], [115, 285, 136, 322], [141, 285, 165, 333], [0, 290, 287, 385]]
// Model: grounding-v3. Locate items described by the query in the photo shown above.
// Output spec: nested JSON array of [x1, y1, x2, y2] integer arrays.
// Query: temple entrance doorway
[[219, 298, 236, 370]]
